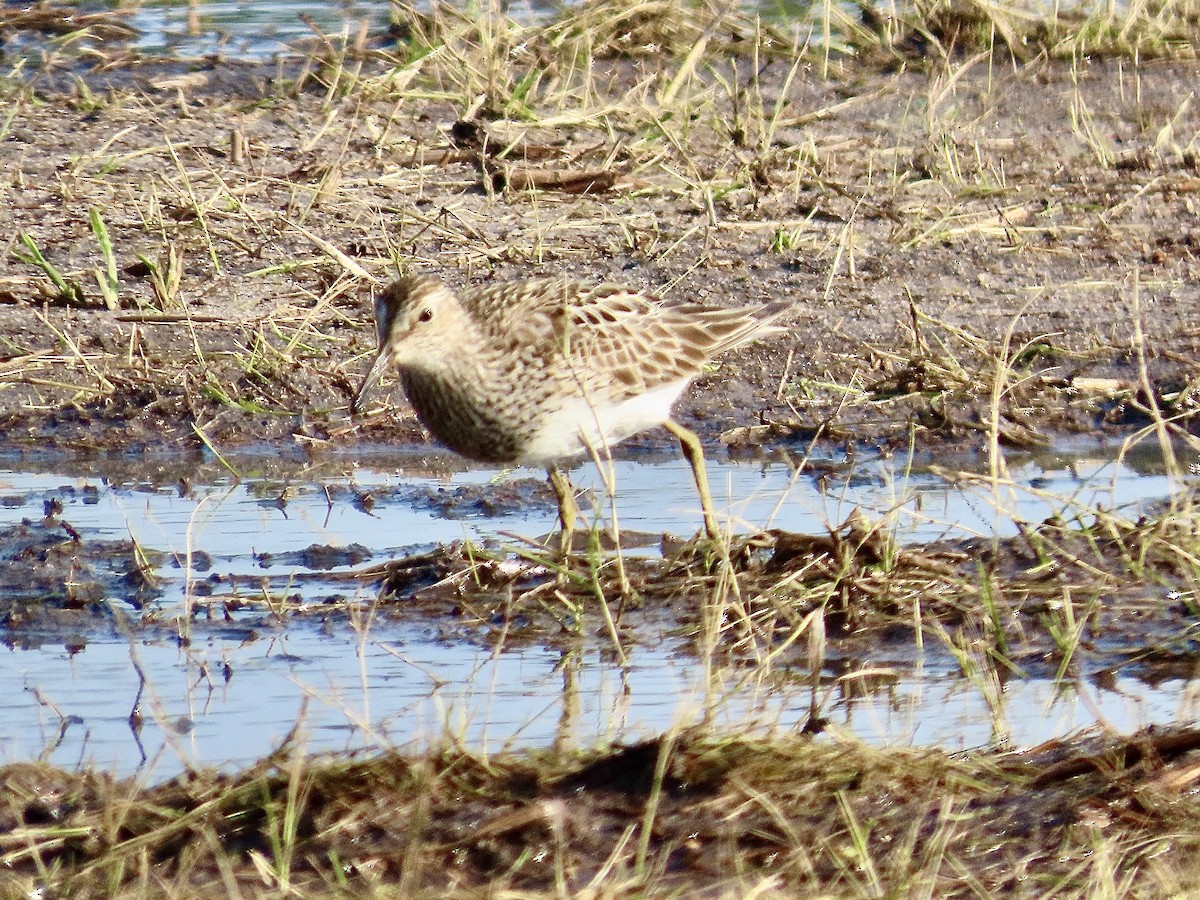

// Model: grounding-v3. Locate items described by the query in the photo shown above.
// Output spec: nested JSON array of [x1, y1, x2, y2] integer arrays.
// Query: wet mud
[[5, 4, 1200, 892]]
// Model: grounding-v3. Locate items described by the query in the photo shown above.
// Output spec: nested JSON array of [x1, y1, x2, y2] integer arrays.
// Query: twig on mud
[[33, 309, 115, 394], [286, 220, 377, 282]]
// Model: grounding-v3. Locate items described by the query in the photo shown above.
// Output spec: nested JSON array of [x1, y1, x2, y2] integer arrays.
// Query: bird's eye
[[417, 307, 433, 323]]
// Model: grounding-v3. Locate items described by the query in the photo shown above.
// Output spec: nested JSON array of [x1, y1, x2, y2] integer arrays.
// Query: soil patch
[[4, 5, 1200, 894]]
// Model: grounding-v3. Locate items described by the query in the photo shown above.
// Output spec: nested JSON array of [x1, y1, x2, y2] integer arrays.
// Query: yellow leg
[[663, 419, 721, 542], [547, 465, 578, 553]]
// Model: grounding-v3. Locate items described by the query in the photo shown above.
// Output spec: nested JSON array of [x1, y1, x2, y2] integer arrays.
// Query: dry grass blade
[[4, 728, 1200, 894], [3, 4, 1200, 896]]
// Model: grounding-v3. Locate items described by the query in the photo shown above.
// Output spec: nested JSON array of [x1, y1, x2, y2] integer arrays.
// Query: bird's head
[[351, 275, 467, 414]]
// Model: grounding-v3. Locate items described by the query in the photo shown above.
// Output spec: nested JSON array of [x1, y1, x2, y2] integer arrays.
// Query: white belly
[[515, 380, 688, 465]]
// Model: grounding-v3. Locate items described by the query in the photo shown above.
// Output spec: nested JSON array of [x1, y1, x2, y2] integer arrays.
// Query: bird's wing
[[558, 286, 712, 400], [466, 279, 786, 401]]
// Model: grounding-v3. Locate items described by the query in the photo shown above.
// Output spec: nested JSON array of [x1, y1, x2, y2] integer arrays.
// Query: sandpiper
[[353, 274, 789, 544]]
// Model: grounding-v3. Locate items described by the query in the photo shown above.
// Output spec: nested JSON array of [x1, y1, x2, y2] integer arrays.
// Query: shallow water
[[7, 617, 1197, 780], [114, 0, 814, 60], [123, 0, 396, 60], [0, 439, 1196, 779]]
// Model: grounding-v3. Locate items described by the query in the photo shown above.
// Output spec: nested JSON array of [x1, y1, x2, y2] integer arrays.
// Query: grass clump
[[5, 728, 1200, 896], [852, 0, 1200, 63]]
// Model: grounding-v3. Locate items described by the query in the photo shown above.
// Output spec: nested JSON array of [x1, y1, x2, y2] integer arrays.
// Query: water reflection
[[0, 439, 1194, 779], [6, 622, 1199, 780], [124, 0, 395, 59]]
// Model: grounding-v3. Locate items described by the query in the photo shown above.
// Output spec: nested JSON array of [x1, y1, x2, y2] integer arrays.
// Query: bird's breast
[[400, 368, 524, 463]]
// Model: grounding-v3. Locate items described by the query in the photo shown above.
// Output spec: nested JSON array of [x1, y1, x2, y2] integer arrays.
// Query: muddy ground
[[2, 38, 1200, 453], [3, 7, 1200, 674], [4, 6, 1200, 895]]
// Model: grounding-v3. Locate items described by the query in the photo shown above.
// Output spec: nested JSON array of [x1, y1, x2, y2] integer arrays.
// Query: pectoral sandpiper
[[352, 274, 789, 544]]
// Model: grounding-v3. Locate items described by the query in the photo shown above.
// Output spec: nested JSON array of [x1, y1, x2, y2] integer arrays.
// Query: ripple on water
[[0, 440, 1193, 779]]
